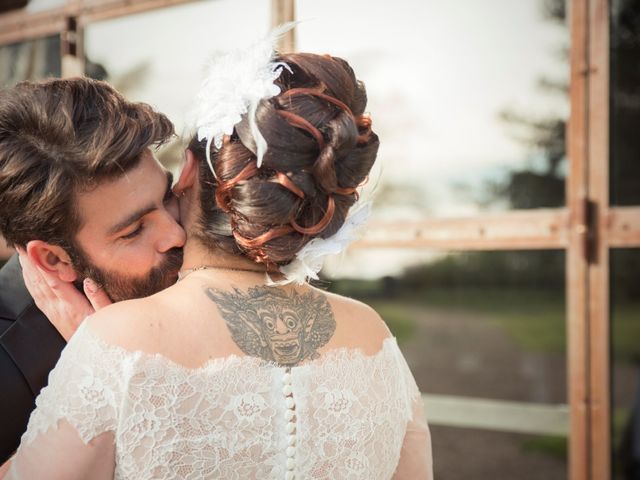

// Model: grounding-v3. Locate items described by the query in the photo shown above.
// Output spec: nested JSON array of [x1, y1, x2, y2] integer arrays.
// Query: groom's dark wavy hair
[[0, 77, 174, 253], [189, 53, 379, 267]]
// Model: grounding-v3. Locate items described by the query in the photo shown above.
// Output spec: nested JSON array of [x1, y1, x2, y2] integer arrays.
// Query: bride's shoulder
[[84, 294, 172, 352], [314, 288, 392, 351]]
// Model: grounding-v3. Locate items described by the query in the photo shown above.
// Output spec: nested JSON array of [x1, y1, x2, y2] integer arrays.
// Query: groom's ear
[[173, 149, 198, 195], [25, 240, 78, 283]]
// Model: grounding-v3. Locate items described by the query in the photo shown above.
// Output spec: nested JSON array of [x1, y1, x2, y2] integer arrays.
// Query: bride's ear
[[173, 149, 198, 196], [25, 240, 78, 283]]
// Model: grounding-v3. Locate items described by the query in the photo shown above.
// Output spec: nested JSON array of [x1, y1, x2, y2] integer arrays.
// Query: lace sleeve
[[5, 322, 123, 479], [392, 347, 434, 480]]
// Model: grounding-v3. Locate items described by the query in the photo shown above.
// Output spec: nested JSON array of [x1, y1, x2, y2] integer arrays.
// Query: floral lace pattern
[[21, 322, 422, 480]]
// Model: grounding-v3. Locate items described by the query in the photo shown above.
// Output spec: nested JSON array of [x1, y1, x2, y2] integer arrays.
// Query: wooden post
[[271, 0, 295, 52], [60, 13, 84, 77], [587, 0, 611, 477], [568, 0, 612, 478], [567, 0, 591, 478]]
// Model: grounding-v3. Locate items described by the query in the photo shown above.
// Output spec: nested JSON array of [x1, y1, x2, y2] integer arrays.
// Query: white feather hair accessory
[[190, 23, 295, 174], [191, 23, 376, 286], [267, 200, 373, 286]]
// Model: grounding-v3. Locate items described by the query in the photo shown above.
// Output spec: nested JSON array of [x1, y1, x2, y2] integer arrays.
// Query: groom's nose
[[156, 212, 186, 253]]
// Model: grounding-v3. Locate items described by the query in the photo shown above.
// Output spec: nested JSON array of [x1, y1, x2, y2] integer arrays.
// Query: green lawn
[[414, 287, 567, 353], [367, 301, 416, 344], [521, 434, 567, 459], [390, 287, 639, 362], [611, 303, 640, 363]]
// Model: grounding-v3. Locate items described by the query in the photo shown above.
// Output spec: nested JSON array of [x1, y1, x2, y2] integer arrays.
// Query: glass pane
[[0, 35, 61, 88], [610, 0, 640, 206], [611, 249, 640, 479], [297, 0, 569, 218], [323, 249, 567, 479], [84, 0, 270, 170]]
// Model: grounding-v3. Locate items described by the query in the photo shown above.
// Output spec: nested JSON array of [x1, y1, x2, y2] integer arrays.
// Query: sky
[[26, 0, 569, 278]]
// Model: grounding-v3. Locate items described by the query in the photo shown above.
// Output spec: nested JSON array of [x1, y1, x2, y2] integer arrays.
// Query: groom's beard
[[72, 247, 183, 303]]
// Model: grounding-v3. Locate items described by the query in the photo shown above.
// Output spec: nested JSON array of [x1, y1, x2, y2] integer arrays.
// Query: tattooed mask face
[[206, 286, 336, 366], [256, 305, 304, 364]]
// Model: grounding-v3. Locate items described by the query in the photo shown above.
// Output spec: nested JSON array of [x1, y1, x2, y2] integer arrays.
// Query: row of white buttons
[[283, 370, 296, 480]]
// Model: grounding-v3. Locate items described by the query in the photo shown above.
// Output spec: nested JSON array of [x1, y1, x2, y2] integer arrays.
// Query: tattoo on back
[[205, 286, 336, 366]]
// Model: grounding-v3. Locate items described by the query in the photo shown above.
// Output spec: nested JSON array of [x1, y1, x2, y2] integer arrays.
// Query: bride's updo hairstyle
[[190, 52, 379, 267]]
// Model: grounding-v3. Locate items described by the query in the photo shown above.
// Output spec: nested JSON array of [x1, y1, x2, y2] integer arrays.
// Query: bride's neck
[[180, 237, 266, 273]]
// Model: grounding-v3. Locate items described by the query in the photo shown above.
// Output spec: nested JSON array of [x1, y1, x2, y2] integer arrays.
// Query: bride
[[4, 33, 433, 480]]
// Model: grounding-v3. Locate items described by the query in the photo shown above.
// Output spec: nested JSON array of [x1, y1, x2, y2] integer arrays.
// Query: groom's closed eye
[[121, 224, 144, 240], [110, 171, 175, 240], [120, 173, 174, 240]]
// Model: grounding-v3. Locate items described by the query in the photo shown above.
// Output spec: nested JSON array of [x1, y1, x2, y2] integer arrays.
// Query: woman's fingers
[[83, 279, 112, 311], [18, 252, 52, 304], [18, 250, 92, 341]]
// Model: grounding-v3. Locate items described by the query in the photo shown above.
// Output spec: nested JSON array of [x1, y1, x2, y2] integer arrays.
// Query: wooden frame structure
[[1, 0, 636, 478]]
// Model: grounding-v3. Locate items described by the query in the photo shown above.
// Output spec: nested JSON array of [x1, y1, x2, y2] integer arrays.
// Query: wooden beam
[[0, 6, 68, 45], [567, 1, 591, 479], [0, 0, 196, 46], [75, 0, 197, 26], [608, 207, 640, 248], [353, 209, 568, 250]]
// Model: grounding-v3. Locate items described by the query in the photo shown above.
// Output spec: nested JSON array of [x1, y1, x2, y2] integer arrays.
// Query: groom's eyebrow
[[108, 171, 174, 236], [109, 205, 155, 236]]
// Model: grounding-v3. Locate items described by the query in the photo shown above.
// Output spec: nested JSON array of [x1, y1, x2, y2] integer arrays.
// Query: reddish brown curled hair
[[190, 52, 379, 267]]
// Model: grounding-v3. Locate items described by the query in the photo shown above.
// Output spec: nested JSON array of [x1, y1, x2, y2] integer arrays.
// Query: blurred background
[[1, 1, 639, 479]]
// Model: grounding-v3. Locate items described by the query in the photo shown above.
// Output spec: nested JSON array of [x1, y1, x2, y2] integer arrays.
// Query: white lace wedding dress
[[7, 322, 432, 479]]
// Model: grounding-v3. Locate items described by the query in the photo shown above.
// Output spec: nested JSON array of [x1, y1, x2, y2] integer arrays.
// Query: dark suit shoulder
[[0, 255, 66, 461], [0, 255, 33, 322], [0, 344, 35, 462]]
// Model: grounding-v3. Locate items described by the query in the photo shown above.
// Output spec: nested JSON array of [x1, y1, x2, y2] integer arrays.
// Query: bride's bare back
[[88, 269, 392, 370]]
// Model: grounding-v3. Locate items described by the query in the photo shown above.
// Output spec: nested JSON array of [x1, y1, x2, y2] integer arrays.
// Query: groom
[[0, 77, 186, 462]]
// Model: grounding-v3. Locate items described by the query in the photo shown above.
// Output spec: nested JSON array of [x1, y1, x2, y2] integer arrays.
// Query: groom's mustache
[[148, 247, 184, 288]]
